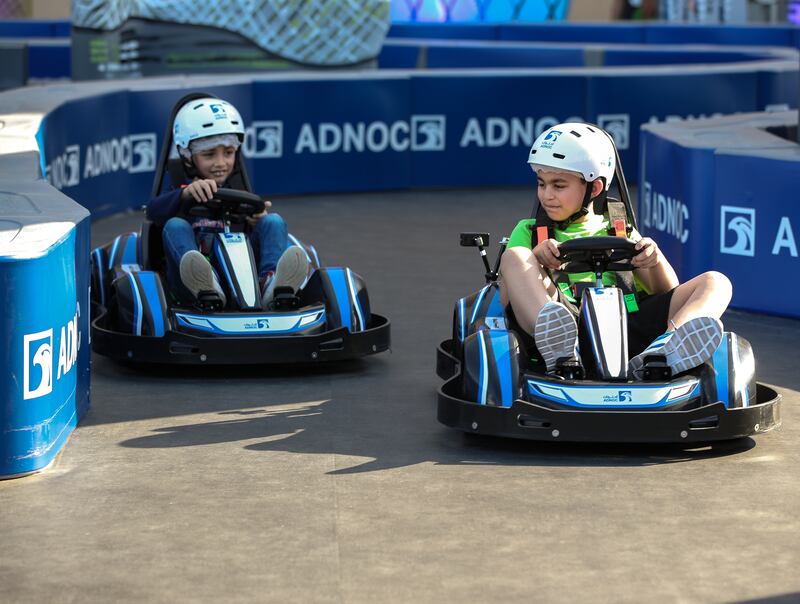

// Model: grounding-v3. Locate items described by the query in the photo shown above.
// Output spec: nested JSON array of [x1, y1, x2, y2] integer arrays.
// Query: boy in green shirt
[[500, 123, 731, 377]]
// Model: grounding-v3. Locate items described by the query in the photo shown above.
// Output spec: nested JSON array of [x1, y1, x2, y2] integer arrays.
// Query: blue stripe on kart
[[92, 247, 106, 306], [122, 233, 138, 265], [712, 333, 730, 408], [326, 268, 352, 331], [470, 285, 489, 325], [108, 236, 121, 269], [346, 268, 365, 331], [489, 330, 513, 407], [477, 330, 489, 405], [214, 244, 237, 305], [731, 333, 749, 408], [127, 273, 143, 336], [458, 297, 466, 342], [137, 272, 165, 337], [486, 286, 503, 319]]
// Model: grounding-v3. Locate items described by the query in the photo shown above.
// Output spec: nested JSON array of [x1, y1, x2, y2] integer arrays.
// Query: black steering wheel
[[557, 236, 638, 274], [185, 188, 266, 220]]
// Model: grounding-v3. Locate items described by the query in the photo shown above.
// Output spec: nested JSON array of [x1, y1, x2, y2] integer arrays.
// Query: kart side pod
[[462, 328, 523, 407], [306, 267, 372, 333]]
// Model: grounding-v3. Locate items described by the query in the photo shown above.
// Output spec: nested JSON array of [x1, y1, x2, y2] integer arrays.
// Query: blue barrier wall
[[36, 64, 797, 213], [387, 23, 800, 48], [0, 153, 90, 478], [639, 113, 800, 318]]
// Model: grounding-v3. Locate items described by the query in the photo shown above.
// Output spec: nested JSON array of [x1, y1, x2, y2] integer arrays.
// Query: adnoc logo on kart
[[641, 181, 690, 244], [720, 206, 756, 256], [22, 303, 81, 400]]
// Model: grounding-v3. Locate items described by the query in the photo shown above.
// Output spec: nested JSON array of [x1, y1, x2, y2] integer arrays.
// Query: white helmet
[[528, 122, 615, 191], [173, 97, 245, 156]]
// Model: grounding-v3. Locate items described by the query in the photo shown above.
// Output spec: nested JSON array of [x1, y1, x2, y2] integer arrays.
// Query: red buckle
[[536, 226, 549, 245], [613, 219, 626, 238]]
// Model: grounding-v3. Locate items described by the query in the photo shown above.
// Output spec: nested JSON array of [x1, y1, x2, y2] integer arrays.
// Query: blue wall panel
[[409, 74, 586, 188], [712, 152, 800, 316], [426, 45, 584, 68]]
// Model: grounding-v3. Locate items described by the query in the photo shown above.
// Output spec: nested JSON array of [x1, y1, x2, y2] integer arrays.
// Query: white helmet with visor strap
[[528, 123, 615, 191], [173, 98, 245, 159]]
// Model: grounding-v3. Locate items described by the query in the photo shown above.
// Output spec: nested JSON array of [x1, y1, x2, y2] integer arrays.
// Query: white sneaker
[[179, 250, 226, 307], [261, 246, 310, 309], [629, 316, 723, 378], [534, 301, 580, 372]]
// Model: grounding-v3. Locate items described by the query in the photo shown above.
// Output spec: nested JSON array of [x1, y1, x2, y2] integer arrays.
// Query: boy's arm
[[630, 229, 679, 293], [145, 189, 184, 227]]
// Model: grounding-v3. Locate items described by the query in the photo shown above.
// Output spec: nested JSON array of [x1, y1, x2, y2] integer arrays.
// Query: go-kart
[[437, 123, 780, 443], [436, 233, 781, 443], [90, 92, 390, 365]]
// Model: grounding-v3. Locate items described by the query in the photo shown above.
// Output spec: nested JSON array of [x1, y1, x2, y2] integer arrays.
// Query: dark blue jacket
[[145, 188, 183, 227]]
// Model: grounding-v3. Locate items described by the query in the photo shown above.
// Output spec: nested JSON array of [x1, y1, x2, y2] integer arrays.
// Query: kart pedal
[[269, 286, 300, 311], [640, 355, 671, 381], [554, 358, 584, 380], [195, 290, 224, 311]]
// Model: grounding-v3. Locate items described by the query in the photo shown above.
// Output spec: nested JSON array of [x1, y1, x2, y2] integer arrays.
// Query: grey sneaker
[[179, 250, 226, 307], [534, 301, 580, 372], [261, 246, 310, 309], [629, 316, 723, 378]]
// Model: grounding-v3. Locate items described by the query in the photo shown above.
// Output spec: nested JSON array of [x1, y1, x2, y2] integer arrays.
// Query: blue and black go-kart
[[436, 126, 780, 444], [436, 233, 781, 443], [90, 93, 390, 365]]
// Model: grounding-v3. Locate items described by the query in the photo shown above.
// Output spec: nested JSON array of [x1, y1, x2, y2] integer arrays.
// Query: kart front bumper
[[436, 339, 782, 443], [92, 311, 390, 365]]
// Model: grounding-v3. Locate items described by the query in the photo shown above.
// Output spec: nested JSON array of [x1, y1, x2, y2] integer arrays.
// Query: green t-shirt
[[506, 215, 648, 300]]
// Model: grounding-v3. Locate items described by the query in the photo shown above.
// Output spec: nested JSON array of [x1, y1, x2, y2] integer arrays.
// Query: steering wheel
[[557, 236, 638, 274], [185, 188, 266, 219]]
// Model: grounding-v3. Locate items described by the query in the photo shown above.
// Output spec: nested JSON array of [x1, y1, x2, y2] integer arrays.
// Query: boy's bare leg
[[499, 247, 559, 334], [667, 271, 732, 329]]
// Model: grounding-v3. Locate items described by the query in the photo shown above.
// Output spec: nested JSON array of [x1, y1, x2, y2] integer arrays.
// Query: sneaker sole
[[534, 302, 579, 372], [272, 247, 308, 293], [630, 316, 723, 376], [180, 251, 225, 303]]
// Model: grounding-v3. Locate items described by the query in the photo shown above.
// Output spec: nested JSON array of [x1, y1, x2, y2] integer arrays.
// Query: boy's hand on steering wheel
[[246, 200, 273, 227], [632, 237, 662, 269], [181, 179, 218, 203], [533, 238, 561, 270]]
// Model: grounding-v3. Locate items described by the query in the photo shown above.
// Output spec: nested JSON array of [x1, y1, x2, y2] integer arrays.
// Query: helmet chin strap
[[555, 180, 608, 229]]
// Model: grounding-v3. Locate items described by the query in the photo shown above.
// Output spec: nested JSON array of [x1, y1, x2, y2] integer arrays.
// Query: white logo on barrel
[[720, 206, 756, 257]]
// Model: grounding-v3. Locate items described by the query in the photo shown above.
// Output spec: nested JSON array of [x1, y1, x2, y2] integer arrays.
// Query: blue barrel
[[0, 163, 91, 479]]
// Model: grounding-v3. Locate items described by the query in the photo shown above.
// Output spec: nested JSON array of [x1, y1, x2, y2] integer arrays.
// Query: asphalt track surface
[[1, 188, 799, 603]]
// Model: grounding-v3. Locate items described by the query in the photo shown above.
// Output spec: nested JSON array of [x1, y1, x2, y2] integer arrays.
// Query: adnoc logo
[[642, 181, 690, 244], [540, 129, 562, 149], [22, 303, 81, 400], [45, 144, 81, 190], [720, 206, 756, 257], [129, 133, 157, 173], [618, 390, 633, 402], [23, 329, 53, 400], [597, 114, 630, 150], [83, 132, 157, 178], [411, 115, 446, 151], [242, 121, 283, 158]]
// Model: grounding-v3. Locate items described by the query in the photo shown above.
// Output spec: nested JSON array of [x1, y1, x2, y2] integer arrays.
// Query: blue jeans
[[162, 214, 289, 300]]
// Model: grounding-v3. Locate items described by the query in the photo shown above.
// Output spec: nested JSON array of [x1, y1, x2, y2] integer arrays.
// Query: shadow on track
[[117, 394, 755, 473]]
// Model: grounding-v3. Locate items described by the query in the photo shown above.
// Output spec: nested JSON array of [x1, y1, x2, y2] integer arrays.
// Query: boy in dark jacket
[[146, 97, 307, 309]]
